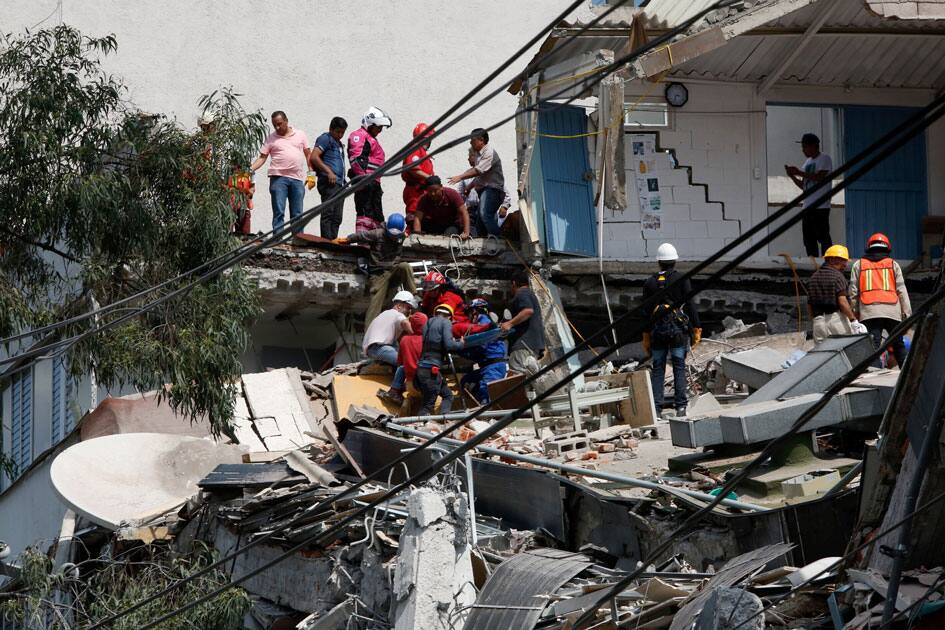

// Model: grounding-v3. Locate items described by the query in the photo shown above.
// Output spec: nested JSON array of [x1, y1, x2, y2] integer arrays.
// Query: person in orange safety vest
[[849, 232, 912, 368]]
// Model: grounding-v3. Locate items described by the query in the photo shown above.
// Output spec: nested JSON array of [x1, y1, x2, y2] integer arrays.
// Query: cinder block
[[690, 202, 724, 221], [707, 220, 741, 238], [671, 185, 709, 205], [661, 202, 692, 221], [544, 430, 590, 456], [675, 221, 708, 238], [643, 223, 675, 238]]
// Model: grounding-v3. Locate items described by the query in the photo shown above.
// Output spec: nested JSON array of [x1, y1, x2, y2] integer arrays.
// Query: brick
[[707, 220, 741, 238], [675, 221, 708, 238], [690, 202, 724, 221]]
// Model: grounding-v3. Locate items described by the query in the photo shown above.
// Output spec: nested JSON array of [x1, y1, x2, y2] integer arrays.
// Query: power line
[[95, 20, 945, 626], [89, 2, 750, 626], [130, 90, 945, 630]]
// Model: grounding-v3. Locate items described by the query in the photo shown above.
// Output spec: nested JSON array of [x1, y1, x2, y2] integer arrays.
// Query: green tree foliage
[[0, 26, 265, 436], [0, 544, 250, 629]]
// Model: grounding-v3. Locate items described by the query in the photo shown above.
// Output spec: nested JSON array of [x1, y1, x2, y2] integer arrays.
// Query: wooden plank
[[324, 427, 365, 479], [487, 372, 529, 410], [635, 27, 726, 78], [586, 370, 656, 428]]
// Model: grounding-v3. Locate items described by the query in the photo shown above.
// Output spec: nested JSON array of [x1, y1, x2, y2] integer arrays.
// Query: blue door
[[538, 106, 597, 256], [843, 106, 927, 259]]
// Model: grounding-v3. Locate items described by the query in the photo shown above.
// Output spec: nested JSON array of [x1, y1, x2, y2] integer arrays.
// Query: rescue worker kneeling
[[459, 298, 508, 404], [416, 303, 466, 416]]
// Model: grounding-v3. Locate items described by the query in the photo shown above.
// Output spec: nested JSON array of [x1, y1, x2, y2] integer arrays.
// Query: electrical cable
[[0, 0, 635, 354], [93, 24, 945, 627], [87, 2, 755, 626], [128, 96, 945, 630], [728, 490, 945, 630]]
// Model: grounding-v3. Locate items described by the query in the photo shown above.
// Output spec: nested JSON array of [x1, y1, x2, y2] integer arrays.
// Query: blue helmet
[[469, 297, 489, 310], [386, 213, 406, 236]]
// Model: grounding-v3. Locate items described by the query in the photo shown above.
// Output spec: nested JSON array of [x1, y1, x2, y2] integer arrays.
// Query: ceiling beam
[[757, 0, 844, 95]]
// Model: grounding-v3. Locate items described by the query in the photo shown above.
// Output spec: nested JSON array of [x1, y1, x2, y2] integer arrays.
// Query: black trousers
[[865, 317, 907, 368], [802, 208, 832, 257], [415, 367, 453, 416], [317, 181, 344, 240], [353, 179, 384, 223]]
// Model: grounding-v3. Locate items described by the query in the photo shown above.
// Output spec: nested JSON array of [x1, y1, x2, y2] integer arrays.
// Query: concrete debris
[[391, 488, 476, 630]]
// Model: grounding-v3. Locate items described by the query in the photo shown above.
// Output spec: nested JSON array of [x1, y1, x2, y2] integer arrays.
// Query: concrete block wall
[[602, 81, 759, 261]]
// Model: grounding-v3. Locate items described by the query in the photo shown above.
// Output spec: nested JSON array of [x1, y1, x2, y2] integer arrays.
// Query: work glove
[[332, 237, 349, 245], [850, 320, 868, 335], [642, 332, 651, 355], [305, 171, 316, 190], [691, 327, 702, 348]]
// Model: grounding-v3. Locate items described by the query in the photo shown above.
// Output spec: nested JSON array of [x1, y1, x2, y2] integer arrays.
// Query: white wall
[[5, 0, 570, 238], [0, 446, 71, 561], [602, 79, 945, 260]]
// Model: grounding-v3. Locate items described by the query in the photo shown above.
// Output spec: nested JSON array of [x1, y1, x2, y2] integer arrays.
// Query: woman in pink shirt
[[250, 111, 311, 234]]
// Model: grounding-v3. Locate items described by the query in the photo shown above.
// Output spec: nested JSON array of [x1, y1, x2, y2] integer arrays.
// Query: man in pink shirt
[[250, 111, 311, 234]]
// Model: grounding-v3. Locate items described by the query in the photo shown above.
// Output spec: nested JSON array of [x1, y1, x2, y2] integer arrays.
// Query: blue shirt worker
[[309, 116, 348, 240], [459, 298, 508, 404]]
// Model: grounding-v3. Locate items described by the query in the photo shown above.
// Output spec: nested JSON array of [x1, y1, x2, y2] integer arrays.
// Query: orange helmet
[[413, 122, 434, 138], [422, 271, 447, 289], [867, 233, 891, 251]]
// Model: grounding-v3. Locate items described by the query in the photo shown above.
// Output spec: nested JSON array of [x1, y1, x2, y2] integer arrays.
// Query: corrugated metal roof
[[671, 0, 945, 89]]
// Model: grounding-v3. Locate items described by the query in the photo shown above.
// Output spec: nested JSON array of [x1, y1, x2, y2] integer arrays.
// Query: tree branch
[[0, 225, 79, 262]]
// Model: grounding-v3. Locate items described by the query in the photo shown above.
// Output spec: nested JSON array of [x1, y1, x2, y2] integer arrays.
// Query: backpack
[[650, 271, 690, 345]]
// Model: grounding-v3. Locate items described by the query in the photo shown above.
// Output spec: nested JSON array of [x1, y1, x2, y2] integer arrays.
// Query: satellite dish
[[51, 433, 245, 530]]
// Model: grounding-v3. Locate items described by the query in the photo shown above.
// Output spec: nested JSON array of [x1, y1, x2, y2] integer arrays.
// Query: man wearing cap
[[849, 233, 912, 367], [786, 133, 834, 257], [336, 213, 416, 326], [413, 176, 471, 238], [807, 244, 862, 343], [416, 303, 466, 416], [361, 290, 417, 367]]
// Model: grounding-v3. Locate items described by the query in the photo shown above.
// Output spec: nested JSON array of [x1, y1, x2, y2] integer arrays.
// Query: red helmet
[[867, 233, 891, 251], [413, 122, 434, 138], [422, 271, 447, 289]]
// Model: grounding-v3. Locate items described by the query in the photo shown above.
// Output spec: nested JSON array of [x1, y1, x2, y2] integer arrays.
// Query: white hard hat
[[392, 290, 418, 309], [656, 242, 679, 262], [198, 111, 216, 126], [362, 106, 393, 129]]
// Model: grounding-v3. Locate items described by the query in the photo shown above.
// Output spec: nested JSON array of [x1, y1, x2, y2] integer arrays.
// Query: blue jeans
[[478, 187, 503, 236], [391, 366, 406, 391], [366, 343, 398, 367], [651, 345, 688, 412], [269, 176, 306, 233]]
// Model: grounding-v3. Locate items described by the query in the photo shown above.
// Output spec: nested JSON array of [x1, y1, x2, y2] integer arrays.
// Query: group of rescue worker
[[358, 264, 545, 416], [648, 233, 912, 421]]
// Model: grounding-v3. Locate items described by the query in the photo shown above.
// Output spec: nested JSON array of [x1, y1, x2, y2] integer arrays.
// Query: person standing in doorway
[[849, 233, 912, 367], [448, 128, 505, 236], [786, 133, 833, 256], [348, 107, 392, 233], [309, 117, 348, 240], [250, 111, 311, 234], [641, 243, 701, 419]]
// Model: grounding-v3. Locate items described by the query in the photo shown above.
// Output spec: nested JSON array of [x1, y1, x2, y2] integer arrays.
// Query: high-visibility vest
[[859, 257, 899, 305]]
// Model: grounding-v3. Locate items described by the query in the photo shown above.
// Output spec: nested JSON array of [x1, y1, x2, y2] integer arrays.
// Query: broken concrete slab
[[720, 347, 789, 390], [689, 392, 723, 416], [242, 369, 317, 451], [745, 335, 874, 404], [392, 488, 476, 630]]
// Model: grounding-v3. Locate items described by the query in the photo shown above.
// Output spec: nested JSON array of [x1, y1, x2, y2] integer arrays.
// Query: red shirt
[[416, 187, 464, 231], [402, 147, 434, 213], [397, 334, 424, 384]]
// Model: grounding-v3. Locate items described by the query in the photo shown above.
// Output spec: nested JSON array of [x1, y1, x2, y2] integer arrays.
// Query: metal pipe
[[385, 422, 768, 512], [387, 409, 519, 425], [881, 352, 945, 626], [823, 461, 864, 499]]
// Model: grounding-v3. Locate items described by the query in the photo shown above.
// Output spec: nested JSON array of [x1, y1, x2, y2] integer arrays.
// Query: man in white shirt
[[362, 291, 418, 366], [786, 133, 833, 256]]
